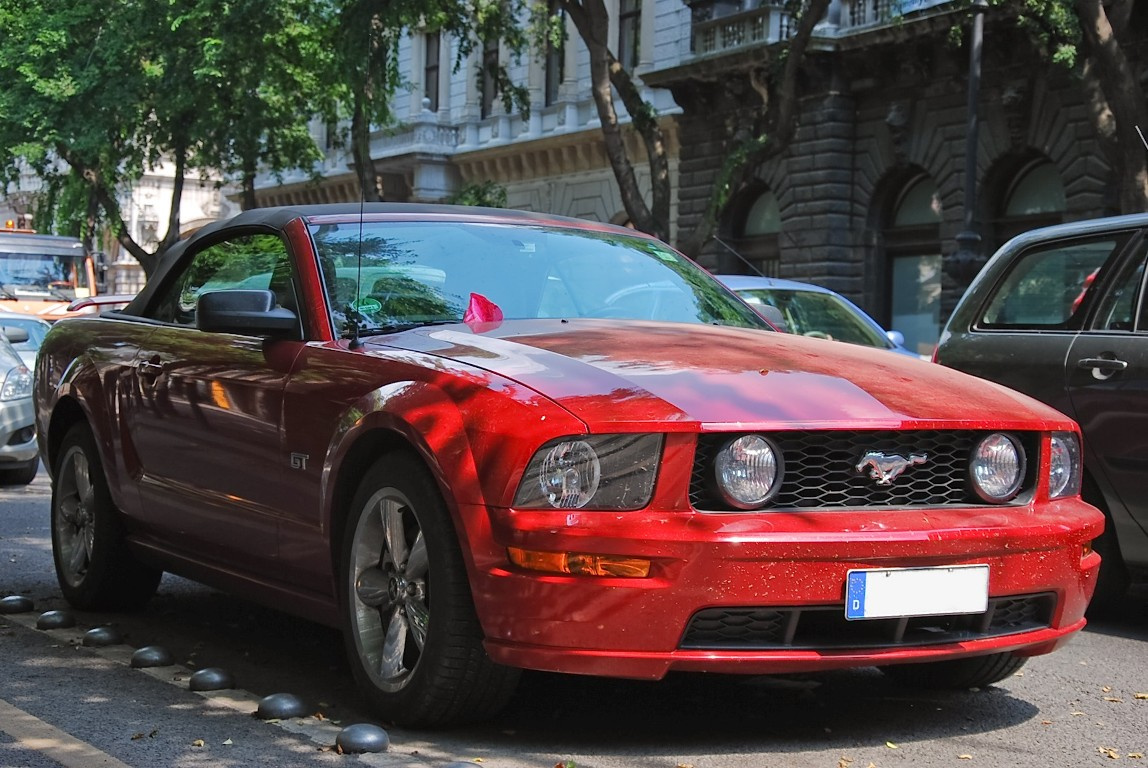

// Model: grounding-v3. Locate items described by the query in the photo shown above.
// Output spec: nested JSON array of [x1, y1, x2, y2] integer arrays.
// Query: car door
[[1066, 233, 1148, 556], [941, 235, 1122, 417], [125, 231, 305, 571]]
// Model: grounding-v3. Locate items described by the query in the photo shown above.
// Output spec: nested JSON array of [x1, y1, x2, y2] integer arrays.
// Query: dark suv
[[936, 213, 1148, 605]]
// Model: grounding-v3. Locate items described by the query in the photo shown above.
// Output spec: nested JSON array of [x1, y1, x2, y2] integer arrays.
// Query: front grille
[[690, 430, 1039, 510], [679, 594, 1055, 650]]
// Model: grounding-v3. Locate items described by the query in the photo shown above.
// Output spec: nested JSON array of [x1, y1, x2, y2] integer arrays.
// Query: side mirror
[[1, 326, 30, 344], [887, 330, 906, 347], [197, 290, 298, 336]]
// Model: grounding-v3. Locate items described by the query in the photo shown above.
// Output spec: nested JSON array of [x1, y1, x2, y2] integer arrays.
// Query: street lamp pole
[[954, 0, 989, 282]]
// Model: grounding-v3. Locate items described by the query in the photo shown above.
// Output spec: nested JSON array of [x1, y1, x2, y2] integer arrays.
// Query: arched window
[[883, 175, 942, 357], [992, 159, 1065, 246], [719, 186, 780, 276]]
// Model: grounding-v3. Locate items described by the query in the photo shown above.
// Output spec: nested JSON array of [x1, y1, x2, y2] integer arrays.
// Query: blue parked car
[[715, 274, 917, 357]]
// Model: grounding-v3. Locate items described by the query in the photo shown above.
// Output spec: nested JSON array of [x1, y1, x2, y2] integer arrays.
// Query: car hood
[[382, 319, 1070, 430]]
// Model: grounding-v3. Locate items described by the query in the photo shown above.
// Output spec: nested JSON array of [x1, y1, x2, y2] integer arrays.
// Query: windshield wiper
[[352, 319, 460, 337]]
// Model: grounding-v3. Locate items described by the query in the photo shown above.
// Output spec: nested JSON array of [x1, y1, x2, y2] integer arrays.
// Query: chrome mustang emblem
[[855, 451, 927, 485]]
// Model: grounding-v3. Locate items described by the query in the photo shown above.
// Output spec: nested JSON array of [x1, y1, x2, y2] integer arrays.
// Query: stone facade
[[660, 11, 1146, 350]]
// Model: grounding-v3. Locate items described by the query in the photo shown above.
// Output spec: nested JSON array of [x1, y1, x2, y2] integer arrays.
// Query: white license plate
[[845, 564, 989, 620]]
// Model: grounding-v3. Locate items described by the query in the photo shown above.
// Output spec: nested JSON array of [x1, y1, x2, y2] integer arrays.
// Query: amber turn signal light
[[507, 547, 651, 578]]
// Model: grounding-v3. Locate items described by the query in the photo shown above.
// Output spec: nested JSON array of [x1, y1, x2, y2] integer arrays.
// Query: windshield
[[0, 316, 49, 352], [0, 250, 92, 300], [309, 221, 770, 336], [735, 287, 892, 349]]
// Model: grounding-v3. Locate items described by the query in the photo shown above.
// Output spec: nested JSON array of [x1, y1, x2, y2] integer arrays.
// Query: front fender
[[35, 318, 153, 519], [320, 373, 586, 591]]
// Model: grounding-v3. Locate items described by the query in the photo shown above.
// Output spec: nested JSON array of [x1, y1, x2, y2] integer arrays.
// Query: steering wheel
[[803, 330, 832, 340]]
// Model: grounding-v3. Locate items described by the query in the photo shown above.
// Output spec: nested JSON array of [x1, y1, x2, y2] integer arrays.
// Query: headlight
[[713, 434, 781, 509], [969, 432, 1025, 503], [514, 434, 661, 510], [1, 366, 32, 401], [1049, 431, 1082, 499]]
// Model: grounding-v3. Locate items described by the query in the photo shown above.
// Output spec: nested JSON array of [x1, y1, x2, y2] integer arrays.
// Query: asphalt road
[[2, 467, 1147, 768]]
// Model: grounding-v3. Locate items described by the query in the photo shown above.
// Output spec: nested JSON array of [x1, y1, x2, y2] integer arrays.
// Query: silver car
[[0, 329, 37, 485], [0, 311, 51, 369]]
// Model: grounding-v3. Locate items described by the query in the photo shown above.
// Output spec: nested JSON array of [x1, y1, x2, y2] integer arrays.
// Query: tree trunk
[[1075, 0, 1148, 213], [676, 0, 831, 259], [564, 0, 664, 239], [350, 93, 382, 202]]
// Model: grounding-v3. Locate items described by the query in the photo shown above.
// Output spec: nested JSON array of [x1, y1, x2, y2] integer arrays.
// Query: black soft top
[[123, 202, 637, 317]]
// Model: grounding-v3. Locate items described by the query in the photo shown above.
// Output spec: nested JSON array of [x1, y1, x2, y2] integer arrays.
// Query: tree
[[189, 0, 333, 210], [555, 0, 831, 256], [0, 0, 331, 275], [1009, 0, 1148, 213], [322, 0, 532, 203]]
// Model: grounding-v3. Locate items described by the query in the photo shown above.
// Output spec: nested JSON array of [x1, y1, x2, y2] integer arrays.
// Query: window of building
[[481, 38, 499, 119], [719, 186, 780, 276], [424, 31, 440, 112], [545, 0, 565, 106], [618, 0, 641, 71], [883, 175, 942, 357], [992, 159, 1065, 246]]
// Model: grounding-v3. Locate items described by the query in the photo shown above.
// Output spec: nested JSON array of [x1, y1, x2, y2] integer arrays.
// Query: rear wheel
[[0, 456, 38, 486], [51, 424, 161, 610], [340, 452, 519, 727], [880, 653, 1026, 689]]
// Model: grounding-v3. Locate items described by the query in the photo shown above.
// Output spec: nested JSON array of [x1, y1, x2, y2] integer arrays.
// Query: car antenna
[[347, 34, 374, 352], [711, 236, 767, 278], [347, 196, 365, 350], [1137, 125, 1148, 151]]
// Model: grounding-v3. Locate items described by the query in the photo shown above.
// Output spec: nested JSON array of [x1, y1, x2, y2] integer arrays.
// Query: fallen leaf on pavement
[[1105, 697, 1123, 703], [192, 739, 205, 748], [1128, 753, 1144, 759], [1098, 747, 1120, 759], [838, 758, 853, 768], [958, 755, 972, 760], [1135, 693, 1148, 700], [223, 738, 233, 745]]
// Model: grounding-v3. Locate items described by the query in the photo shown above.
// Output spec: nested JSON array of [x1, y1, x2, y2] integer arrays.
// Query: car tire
[[51, 423, 162, 611], [879, 652, 1026, 689], [340, 452, 520, 727], [0, 456, 38, 486]]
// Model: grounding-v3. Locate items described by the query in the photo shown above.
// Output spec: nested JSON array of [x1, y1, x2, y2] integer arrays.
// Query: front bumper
[[468, 496, 1104, 680], [0, 396, 37, 464]]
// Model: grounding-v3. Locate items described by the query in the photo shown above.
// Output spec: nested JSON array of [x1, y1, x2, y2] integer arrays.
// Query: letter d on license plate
[[845, 564, 989, 620]]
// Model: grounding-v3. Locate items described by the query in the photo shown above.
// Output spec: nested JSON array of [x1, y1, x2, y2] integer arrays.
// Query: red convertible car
[[35, 204, 1103, 727]]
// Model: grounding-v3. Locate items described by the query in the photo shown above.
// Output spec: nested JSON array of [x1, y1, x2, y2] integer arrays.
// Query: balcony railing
[[687, 0, 954, 60], [691, 1, 792, 55]]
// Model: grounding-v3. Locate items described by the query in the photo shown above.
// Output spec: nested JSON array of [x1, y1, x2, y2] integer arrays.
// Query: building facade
[[255, 0, 1146, 357], [255, 0, 686, 232]]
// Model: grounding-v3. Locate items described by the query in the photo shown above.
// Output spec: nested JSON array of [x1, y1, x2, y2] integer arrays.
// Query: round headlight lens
[[714, 435, 781, 509], [970, 433, 1025, 502], [538, 440, 601, 509], [1049, 431, 1081, 499]]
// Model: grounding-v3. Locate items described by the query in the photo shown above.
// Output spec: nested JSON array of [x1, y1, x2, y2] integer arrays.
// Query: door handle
[[1076, 356, 1127, 380]]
